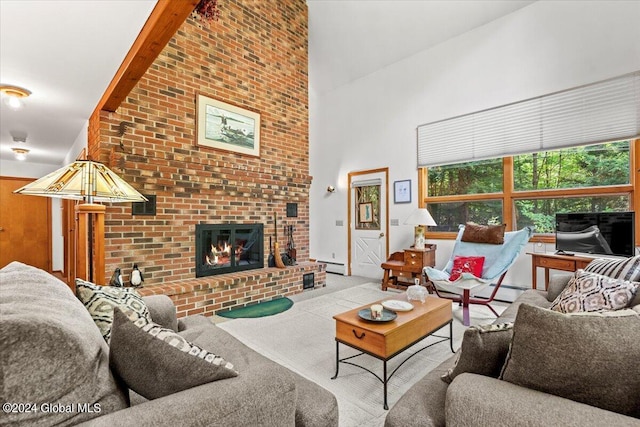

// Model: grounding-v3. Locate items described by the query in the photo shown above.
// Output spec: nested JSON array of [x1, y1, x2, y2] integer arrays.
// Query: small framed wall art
[[393, 180, 411, 204], [196, 93, 261, 157]]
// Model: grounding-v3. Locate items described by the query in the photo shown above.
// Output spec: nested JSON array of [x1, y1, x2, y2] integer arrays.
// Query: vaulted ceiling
[[0, 0, 534, 166]]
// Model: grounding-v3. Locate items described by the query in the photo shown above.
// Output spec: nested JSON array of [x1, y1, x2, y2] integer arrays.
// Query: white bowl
[[382, 300, 413, 312]]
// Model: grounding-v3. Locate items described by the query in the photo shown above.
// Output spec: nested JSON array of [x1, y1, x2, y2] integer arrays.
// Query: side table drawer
[[336, 322, 385, 356], [393, 270, 413, 279], [576, 260, 592, 269], [539, 257, 575, 271], [404, 251, 424, 271]]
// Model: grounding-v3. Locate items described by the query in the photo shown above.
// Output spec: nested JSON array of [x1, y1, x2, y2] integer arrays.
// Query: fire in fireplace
[[195, 223, 264, 277]]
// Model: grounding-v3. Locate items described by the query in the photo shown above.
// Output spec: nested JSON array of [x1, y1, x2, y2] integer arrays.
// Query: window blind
[[417, 71, 640, 168], [351, 178, 382, 187]]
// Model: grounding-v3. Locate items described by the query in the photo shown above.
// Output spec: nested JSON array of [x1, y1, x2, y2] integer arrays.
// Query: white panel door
[[351, 171, 387, 279]]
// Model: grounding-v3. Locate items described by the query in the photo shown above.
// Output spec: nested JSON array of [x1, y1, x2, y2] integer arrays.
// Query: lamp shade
[[403, 208, 437, 226], [13, 160, 147, 203]]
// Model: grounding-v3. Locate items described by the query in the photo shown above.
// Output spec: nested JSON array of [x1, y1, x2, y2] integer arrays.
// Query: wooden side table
[[331, 295, 453, 409], [528, 252, 593, 290], [381, 245, 436, 291]]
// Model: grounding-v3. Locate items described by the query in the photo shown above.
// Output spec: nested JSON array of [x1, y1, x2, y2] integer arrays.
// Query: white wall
[[309, 1, 640, 286], [64, 122, 88, 165]]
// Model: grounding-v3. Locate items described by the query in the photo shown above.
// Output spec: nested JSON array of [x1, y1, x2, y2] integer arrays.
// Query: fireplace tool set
[[271, 213, 296, 268]]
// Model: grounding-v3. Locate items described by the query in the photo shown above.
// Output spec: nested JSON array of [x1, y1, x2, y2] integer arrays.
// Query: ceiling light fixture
[[1, 84, 32, 109], [11, 148, 30, 161]]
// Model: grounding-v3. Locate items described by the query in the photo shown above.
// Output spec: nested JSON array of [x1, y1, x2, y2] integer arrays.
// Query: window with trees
[[422, 140, 638, 242]]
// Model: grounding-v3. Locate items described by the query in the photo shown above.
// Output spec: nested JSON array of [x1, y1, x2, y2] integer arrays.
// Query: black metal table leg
[[331, 340, 339, 379], [383, 360, 388, 410], [331, 319, 453, 410], [449, 322, 455, 353]]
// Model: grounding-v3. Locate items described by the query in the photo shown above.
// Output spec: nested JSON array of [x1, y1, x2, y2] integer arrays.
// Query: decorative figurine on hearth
[[109, 268, 124, 287], [130, 264, 144, 288]]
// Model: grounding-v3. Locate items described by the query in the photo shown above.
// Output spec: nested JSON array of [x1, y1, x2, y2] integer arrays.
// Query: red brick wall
[[87, 109, 101, 161], [88, 0, 313, 311], [137, 263, 325, 318]]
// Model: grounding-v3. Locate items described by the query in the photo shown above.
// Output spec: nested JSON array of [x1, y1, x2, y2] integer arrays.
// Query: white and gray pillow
[[549, 269, 639, 313], [585, 255, 640, 282], [109, 308, 238, 399], [75, 278, 151, 342]]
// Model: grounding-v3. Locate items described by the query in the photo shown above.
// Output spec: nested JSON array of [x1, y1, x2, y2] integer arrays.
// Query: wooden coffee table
[[331, 295, 453, 409]]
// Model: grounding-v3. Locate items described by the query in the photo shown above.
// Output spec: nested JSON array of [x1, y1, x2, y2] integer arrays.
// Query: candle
[[371, 304, 383, 320]]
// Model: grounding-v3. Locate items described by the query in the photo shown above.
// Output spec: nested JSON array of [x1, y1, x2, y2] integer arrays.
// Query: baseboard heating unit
[[318, 261, 345, 275]]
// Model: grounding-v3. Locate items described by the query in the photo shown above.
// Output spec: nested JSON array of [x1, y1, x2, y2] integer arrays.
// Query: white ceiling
[[0, 0, 534, 167], [308, 0, 534, 95], [0, 0, 157, 166]]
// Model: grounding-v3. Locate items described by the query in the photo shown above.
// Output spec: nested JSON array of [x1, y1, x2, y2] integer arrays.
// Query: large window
[[513, 141, 630, 191], [423, 140, 637, 241]]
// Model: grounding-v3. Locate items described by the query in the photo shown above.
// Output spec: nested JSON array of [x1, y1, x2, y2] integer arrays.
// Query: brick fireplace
[[87, 0, 319, 316]]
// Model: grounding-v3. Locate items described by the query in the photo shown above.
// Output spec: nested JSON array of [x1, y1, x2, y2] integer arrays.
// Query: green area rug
[[218, 297, 294, 319]]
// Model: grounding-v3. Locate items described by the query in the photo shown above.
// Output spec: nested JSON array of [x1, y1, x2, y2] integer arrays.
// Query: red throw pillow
[[449, 256, 485, 281]]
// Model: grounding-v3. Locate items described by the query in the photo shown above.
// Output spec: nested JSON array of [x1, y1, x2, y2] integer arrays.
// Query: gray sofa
[[385, 272, 640, 427], [0, 262, 338, 426]]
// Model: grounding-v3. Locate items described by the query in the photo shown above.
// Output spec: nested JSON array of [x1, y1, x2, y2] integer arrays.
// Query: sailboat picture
[[196, 93, 261, 157]]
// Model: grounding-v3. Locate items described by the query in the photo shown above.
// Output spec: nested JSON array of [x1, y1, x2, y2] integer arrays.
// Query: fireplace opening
[[196, 223, 264, 277]]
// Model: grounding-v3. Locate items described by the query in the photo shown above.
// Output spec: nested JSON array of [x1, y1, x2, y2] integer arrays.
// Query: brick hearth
[[138, 263, 325, 318]]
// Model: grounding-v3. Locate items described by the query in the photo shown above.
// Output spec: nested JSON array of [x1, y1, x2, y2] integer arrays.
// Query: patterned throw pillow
[[584, 255, 640, 282], [75, 278, 151, 342], [549, 269, 639, 313], [449, 256, 485, 281], [109, 308, 238, 399], [441, 322, 513, 384]]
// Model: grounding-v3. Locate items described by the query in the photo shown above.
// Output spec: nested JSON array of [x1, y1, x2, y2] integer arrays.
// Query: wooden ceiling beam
[[96, 0, 200, 113]]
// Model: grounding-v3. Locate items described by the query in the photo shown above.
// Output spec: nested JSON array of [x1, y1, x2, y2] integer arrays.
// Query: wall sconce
[[1, 84, 32, 109], [327, 185, 336, 193], [12, 148, 29, 161]]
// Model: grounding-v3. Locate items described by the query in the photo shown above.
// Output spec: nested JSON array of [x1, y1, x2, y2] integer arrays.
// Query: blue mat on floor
[[217, 297, 294, 318]]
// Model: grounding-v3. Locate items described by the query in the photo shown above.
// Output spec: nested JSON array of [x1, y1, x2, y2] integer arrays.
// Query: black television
[[555, 212, 635, 257]]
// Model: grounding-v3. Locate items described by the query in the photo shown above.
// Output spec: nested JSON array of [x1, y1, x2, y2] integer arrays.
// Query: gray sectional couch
[[0, 262, 338, 426], [385, 272, 640, 427]]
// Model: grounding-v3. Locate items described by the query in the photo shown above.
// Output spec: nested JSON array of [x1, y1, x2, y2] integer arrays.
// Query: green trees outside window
[[513, 141, 630, 191], [426, 141, 632, 234]]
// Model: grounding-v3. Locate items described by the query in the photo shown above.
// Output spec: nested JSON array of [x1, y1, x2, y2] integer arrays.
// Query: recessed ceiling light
[[11, 148, 30, 161], [1, 84, 32, 109]]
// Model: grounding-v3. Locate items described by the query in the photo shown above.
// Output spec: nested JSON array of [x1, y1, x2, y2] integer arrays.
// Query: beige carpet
[[217, 282, 505, 427]]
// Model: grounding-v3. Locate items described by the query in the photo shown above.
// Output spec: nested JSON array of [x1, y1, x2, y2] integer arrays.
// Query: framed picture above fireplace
[[196, 93, 261, 157]]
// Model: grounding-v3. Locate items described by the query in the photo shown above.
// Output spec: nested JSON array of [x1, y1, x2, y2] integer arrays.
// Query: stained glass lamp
[[14, 160, 146, 284]]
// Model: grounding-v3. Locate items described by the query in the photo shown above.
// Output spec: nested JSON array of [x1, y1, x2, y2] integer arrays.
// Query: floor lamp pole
[[75, 203, 106, 285]]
